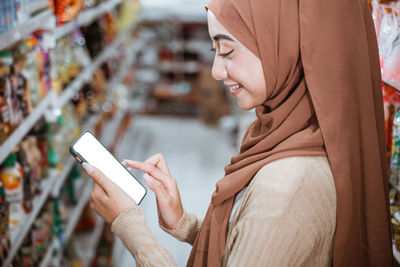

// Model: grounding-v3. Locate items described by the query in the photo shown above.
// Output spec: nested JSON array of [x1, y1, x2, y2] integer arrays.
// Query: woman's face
[[207, 11, 266, 110]]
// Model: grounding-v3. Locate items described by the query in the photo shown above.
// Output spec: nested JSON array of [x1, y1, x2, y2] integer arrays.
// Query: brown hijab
[[187, 0, 392, 266]]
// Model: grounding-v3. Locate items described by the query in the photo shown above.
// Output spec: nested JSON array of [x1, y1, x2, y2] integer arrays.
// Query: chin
[[237, 100, 254, 111]]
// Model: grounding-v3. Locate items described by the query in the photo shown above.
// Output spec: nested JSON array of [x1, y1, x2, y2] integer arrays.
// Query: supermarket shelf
[[139, 7, 207, 23], [391, 182, 400, 194], [81, 113, 102, 132], [63, 180, 93, 248], [57, 25, 133, 109], [40, 35, 139, 265], [2, 107, 102, 266], [137, 61, 201, 74], [383, 79, 400, 93], [40, 112, 119, 266], [0, 91, 56, 164], [51, 113, 101, 197], [54, 0, 123, 39], [394, 243, 400, 265], [108, 44, 138, 89], [83, 216, 105, 267], [102, 109, 125, 147], [107, 39, 145, 92], [40, 179, 93, 267], [2, 170, 58, 267], [0, 0, 123, 50], [158, 61, 201, 74], [0, 9, 55, 51], [38, 233, 59, 267], [51, 157, 75, 197]]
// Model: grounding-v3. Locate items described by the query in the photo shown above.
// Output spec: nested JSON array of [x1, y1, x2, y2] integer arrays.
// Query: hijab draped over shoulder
[[187, 0, 392, 266]]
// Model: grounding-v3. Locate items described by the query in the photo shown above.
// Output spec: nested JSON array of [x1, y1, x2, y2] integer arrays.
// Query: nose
[[211, 56, 228, 81]]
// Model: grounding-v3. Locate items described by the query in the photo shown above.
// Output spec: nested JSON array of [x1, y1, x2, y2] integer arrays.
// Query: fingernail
[[82, 163, 93, 172]]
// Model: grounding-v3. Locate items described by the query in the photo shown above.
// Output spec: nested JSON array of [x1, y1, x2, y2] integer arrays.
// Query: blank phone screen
[[72, 132, 146, 204]]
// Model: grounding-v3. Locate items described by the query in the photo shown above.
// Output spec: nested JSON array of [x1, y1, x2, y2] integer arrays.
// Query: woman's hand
[[124, 153, 184, 230], [83, 163, 137, 224]]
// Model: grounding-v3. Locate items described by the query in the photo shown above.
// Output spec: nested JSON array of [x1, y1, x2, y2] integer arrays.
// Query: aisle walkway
[[114, 115, 237, 267]]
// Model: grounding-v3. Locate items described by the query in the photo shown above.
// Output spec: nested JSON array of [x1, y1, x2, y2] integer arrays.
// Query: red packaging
[[54, 0, 83, 25]]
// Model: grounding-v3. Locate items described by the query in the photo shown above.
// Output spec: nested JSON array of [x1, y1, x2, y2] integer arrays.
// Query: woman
[[83, 0, 392, 266]]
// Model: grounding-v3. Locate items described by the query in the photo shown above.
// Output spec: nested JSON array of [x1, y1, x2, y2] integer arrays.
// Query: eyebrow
[[213, 34, 235, 42]]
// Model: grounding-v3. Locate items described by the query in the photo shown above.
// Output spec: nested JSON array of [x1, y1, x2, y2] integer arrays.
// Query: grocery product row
[[0, 0, 141, 162], [0, 1, 146, 265], [372, 0, 400, 263], [0, 0, 139, 52], [0, 92, 133, 266]]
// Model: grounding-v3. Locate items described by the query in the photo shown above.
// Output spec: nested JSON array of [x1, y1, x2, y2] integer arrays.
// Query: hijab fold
[[188, 0, 392, 266]]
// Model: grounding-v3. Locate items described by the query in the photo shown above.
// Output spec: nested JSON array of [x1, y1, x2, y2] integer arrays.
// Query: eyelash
[[210, 48, 234, 58]]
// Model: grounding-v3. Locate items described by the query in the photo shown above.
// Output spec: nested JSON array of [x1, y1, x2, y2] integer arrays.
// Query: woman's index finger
[[124, 160, 172, 187], [145, 153, 170, 174]]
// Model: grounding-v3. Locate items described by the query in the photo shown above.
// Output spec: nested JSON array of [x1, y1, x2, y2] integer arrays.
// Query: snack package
[[54, 0, 83, 25], [382, 85, 393, 160], [0, 153, 24, 230]]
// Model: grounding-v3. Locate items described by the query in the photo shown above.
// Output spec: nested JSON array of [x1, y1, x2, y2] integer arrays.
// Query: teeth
[[230, 84, 241, 91]]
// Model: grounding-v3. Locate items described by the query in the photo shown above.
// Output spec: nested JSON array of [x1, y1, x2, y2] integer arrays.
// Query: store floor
[[112, 115, 237, 266]]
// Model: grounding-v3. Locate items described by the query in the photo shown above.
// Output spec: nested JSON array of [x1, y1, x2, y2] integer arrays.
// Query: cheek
[[245, 56, 266, 103], [228, 57, 266, 102]]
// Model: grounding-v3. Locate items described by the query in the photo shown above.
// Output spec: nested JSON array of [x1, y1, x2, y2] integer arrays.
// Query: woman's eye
[[210, 47, 216, 52], [218, 49, 234, 58]]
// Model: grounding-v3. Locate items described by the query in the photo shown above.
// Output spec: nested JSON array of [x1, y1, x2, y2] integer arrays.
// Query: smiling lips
[[225, 83, 243, 96]]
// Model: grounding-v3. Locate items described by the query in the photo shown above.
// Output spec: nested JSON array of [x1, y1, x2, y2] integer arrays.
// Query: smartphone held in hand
[[69, 131, 147, 204]]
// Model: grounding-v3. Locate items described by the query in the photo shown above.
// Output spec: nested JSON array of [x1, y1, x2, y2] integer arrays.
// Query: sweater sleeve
[[223, 157, 336, 267], [159, 210, 202, 245], [111, 206, 177, 267]]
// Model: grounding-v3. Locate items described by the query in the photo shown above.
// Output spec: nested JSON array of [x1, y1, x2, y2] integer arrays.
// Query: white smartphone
[[70, 131, 147, 204]]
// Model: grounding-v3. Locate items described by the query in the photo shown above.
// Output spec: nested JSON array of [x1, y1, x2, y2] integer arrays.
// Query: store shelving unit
[[0, 91, 56, 164], [39, 106, 131, 266], [0, 0, 130, 163], [53, 0, 123, 39], [40, 35, 144, 265], [52, 157, 76, 196], [394, 243, 400, 265], [107, 40, 144, 91], [0, 2, 141, 265], [48, 30, 140, 197], [82, 215, 105, 267], [390, 181, 400, 194], [0, 9, 55, 51], [3, 168, 59, 267], [57, 25, 133, 109], [0, 0, 123, 49], [39, 179, 93, 267], [64, 181, 93, 246], [51, 113, 101, 197], [158, 61, 201, 74]]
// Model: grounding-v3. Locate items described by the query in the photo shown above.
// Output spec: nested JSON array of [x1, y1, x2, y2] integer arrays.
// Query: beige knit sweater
[[111, 156, 336, 266]]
